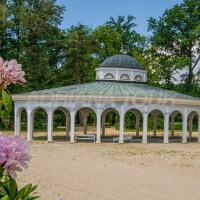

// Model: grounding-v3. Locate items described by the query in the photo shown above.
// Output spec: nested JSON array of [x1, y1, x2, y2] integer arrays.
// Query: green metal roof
[[98, 54, 145, 70], [23, 81, 198, 100]]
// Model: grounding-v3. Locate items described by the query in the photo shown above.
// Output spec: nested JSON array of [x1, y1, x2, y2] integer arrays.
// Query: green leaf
[[8, 178, 17, 199], [28, 196, 40, 200], [0, 195, 9, 200], [15, 188, 25, 200], [23, 184, 37, 198], [2, 90, 12, 113]]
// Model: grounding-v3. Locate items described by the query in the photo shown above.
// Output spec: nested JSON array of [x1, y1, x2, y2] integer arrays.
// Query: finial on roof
[[119, 44, 127, 55]]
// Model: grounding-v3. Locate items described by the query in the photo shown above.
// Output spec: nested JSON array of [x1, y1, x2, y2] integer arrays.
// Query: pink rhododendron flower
[[0, 57, 26, 89], [0, 133, 31, 179]]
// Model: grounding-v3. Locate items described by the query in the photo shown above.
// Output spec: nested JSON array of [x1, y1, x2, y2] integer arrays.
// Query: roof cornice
[[12, 94, 200, 106]]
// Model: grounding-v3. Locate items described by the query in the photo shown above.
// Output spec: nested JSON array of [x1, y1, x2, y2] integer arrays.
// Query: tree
[[61, 24, 97, 85], [93, 26, 122, 61], [0, 0, 65, 93], [0, 0, 14, 59], [148, 0, 200, 90], [20, 0, 65, 91], [133, 47, 177, 89], [106, 15, 147, 55]]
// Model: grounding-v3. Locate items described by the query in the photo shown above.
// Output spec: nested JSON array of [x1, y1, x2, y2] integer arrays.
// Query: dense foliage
[[0, 0, 199, 130]]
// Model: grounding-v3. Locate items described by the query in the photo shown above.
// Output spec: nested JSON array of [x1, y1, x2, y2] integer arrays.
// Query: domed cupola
[[95, 54, 147, 82]]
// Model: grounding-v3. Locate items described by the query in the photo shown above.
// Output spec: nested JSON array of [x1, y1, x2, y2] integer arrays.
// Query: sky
[[57, 0, 184, 35]]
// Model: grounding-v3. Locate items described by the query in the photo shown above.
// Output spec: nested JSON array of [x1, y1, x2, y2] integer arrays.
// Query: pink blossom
[[0, 57, 26, 89], [0, 133, 31, 179]]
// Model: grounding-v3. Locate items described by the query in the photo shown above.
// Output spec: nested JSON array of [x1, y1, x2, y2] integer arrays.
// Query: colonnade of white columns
[[14, 107, 200, 144]]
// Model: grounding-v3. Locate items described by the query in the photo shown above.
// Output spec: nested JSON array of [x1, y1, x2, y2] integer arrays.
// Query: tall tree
[[11, 0, 65, 92], [148, 0, 200, 90], [61, 24, 97, 85], [93, 26, 122, 61], [134, 48, 176, 89], [105, 15, 147, 55], [0, 0, 13, 59]]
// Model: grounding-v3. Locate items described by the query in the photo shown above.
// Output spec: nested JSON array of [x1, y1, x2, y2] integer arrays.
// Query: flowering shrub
[[0, 57, 26, 113], [0, 134, 31, 179], [0, 58, 38, 199], [0, 133, 38, 199], [0, 58, 26, 89]]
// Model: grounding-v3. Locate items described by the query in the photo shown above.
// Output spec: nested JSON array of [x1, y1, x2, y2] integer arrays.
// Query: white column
[[188, 118, 192, 139], [96, 110, 101, 143], [27, 110, 33, 141], [116, 69, 119, 80], [14, 109, 21, 136], [70, 112, 75, 143], [182, 114, 187, 144], [164, 113, 169, 143], [131, 71, 134, 81], [198, 115, 200, 143], [119, 113, 124, 143], [142, 113, 148, 144], [100, 69, 103, 79], [47, 110, 53, 142]]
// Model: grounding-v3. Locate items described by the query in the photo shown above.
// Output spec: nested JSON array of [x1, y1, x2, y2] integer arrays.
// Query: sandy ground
[[2, 129, 200, 200], [2, 130, 197, 200]]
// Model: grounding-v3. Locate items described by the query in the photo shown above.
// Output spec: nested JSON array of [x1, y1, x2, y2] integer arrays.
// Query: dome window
[[120, 74, 130, 81], [135, 75, 143, 82], [104, 73, 115, 80]]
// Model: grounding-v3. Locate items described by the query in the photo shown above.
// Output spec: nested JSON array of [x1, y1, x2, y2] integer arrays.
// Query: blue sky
[[57, 0, 184, 35]]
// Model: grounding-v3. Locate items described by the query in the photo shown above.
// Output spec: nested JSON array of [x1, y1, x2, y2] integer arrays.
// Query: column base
[[163, 141, 169, 144], [119, 141, 124, 144], [47, 140, 53, 143], [142, 141, 147, 144], [96, 141, 101, 144], [182, 141, 187, 144], [70, 141, 75, 144]]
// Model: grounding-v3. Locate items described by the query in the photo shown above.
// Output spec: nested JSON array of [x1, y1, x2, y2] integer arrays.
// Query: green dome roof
[[99, 54, 145, 69]]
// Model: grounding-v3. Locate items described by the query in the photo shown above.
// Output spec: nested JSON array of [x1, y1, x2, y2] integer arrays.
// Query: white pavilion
[[13, 54, 200, 143]]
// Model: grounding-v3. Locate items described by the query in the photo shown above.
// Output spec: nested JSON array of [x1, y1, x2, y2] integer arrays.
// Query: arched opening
[[32, 108, 47, 140], [104, 73, 115, 80], [75, 107, 97, 141], [101, 108, 119, 141], [53, 107, 70, 141], [188, 111, 198, 142], [170, 111, 183, 142], [14, 107, 27, 137], [120, 74, 130, 81], [134, 75, 143, 82], [148, 109, 164, 142], [124, 108, 142, 142]]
